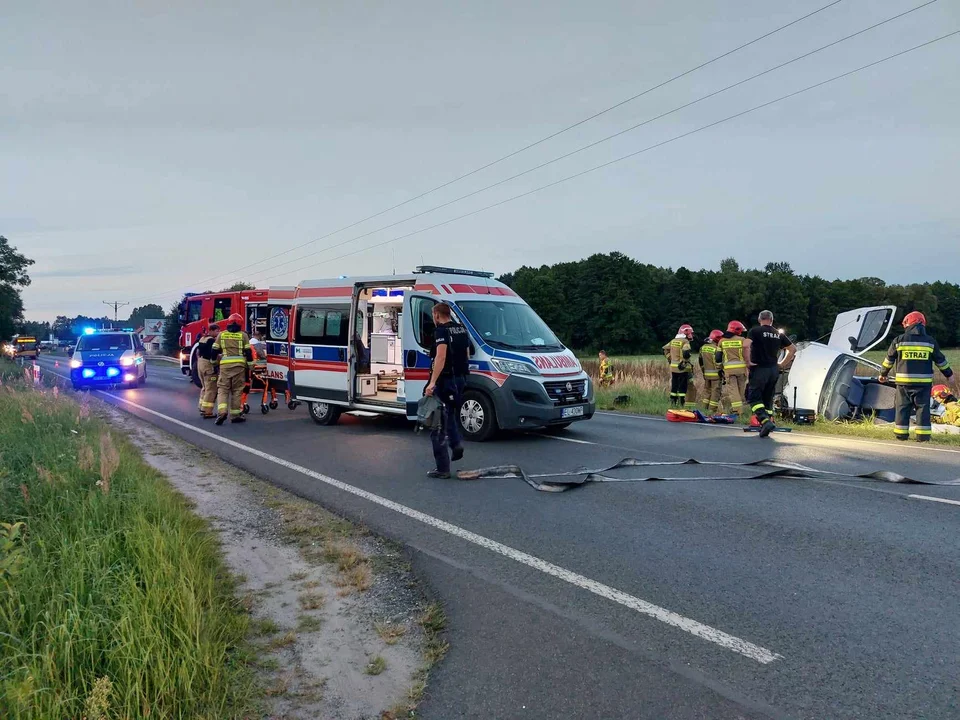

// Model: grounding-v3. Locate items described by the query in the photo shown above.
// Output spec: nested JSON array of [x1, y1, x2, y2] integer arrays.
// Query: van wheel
[[459, 391, 496, 442], [308, 401, 341, 426]]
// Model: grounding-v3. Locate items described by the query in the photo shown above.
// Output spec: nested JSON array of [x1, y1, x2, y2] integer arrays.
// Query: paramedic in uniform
[[213, 313, 253, 425], [746, 310, 795, 438], [878, 311, 955, 442], [197, 324, 220, 418], [424, 303, 469, 479]]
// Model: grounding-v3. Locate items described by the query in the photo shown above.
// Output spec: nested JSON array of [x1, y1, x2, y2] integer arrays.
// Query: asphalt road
[[38, 356, 960, 719]]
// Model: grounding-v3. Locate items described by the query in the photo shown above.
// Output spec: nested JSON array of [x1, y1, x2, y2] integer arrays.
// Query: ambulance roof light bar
[[414, 265, 494, 279]]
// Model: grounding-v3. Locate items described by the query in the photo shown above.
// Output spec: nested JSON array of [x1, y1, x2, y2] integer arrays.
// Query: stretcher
[[240, 361, 287, 415]]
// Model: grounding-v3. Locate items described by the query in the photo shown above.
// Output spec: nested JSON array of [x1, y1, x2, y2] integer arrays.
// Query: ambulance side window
[[296, 306, 349, 346], [410, 297, 436, 349]]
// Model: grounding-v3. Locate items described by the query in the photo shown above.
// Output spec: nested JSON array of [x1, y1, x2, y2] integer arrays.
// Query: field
[[582, 349, 960, 446], [0, 361, 257, 719]]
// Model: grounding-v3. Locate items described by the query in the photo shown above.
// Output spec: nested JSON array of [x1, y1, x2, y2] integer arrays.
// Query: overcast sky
[[3, 0, 959, 321]]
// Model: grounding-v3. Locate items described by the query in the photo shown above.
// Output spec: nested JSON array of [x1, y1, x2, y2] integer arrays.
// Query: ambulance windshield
[[457, 300, 563, 352]]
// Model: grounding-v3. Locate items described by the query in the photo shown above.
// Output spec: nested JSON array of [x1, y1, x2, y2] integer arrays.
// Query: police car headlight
[[120, 356, 134, 366], [491, 359, 540, 376], [70, 359, 83, 369]]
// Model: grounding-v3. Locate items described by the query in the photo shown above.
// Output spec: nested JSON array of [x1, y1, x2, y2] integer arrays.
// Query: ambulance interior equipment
[[778, 305, 899, 422]]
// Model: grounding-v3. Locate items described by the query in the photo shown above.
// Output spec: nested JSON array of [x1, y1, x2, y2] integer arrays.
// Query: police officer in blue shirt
[[425, 303, 470, 478]]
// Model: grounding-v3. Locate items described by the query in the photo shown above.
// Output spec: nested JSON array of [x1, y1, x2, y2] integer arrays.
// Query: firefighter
[[196, 324, 220, 418], [700, 330, 724, 414], [598, 350, 614, 387], [716, 320, 749, 416], [213, 313, 253, 425], [931, 384, 960, 427], [663, 324, 697, 409], [878, 311, 955, 442]]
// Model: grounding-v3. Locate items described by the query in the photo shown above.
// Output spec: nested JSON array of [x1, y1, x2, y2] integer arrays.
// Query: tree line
[[499, 253, 960, 355], [0, 236, 34, 340]]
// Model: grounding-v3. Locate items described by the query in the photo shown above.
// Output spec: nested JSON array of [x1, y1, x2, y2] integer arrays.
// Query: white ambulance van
[[284, 266, 595, 440]]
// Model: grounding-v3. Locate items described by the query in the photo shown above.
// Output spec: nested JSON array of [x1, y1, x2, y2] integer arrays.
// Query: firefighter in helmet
[[598, 350, 614, 387], [878, 311, 955, 442], [716, 320, 749, 417], [213, 313, 253, 425], [700, 330, 724, 414], [931, 384, 960, 427], [663, 324, 697, 409], [196, 324, 220, 418]]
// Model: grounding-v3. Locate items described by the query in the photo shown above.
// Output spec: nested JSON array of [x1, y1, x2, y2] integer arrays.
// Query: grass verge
[[0, 361, 258, 719]]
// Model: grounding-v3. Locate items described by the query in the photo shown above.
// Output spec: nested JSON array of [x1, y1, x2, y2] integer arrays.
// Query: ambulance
[[284, 266, 595, 440]]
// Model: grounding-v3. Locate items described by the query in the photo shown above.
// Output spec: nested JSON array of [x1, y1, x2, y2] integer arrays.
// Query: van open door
[[400, 293, 438, 414], [826, 305, 897, 356]]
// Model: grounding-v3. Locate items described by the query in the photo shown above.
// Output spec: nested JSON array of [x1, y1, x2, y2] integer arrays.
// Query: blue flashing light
[[83, 327, 96, 335], [82, 369, 96, 379], [106, 367, 120, 378]]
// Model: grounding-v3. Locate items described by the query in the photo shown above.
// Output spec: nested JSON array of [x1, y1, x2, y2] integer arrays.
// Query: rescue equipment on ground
[[665, 409, 736, 424]]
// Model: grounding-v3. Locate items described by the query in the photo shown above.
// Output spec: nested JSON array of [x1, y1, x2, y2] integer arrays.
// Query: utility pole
[[102, 300, 130, 326]]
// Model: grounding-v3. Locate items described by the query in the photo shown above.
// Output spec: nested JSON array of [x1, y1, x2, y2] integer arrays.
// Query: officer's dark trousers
[[669, 372, 689, 407], [895, 384, 932, 440], [747, 366, 779, 422], [431, 376, 466, 473]]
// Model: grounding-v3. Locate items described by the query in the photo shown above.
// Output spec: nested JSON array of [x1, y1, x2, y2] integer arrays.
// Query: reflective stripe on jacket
[[663, 338, 691, 373], [700, 342, 720, 379], [717, 334, 746, 374], [880, 324, 952, 385], [213, 331, 251, 366]]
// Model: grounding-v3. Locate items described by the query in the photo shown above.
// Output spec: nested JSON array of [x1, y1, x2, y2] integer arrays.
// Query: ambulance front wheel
[[459, 390, 497, 442], [308, 401, 341, 426]]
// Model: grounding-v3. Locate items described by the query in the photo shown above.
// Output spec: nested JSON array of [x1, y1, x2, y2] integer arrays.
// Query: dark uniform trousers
[[747, 366, 779, 423], [431, 376, 465, 474], [895, 385, 931, 439]]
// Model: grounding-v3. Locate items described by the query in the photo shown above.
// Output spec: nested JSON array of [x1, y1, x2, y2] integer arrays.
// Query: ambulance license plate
[[561, 405, 584, 419]]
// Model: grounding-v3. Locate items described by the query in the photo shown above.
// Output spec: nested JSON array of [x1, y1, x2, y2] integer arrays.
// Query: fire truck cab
[[177, 289, 269, 386]]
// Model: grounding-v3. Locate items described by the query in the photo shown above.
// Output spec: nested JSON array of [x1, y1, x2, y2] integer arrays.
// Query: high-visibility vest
[[663, 338, 692, 373], [700, 342, 720, 379], [213, 331, 251, 366], [718, 335, 746, 374]]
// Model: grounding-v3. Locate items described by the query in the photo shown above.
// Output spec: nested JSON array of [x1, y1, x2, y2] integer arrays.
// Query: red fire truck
[[176, 289, 269, 386]]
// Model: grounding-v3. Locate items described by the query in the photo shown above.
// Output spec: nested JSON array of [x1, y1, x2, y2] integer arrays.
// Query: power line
[[235, 0, 936, 287], [249, 31, 960, 287], [102, 300, 130, 322], [131, 0, 845, 303]]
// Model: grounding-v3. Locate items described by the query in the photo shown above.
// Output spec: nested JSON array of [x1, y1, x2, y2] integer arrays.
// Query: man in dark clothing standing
[[425, 303, 470, 478], [746, 310, 796, 438], [878, 311, 955, 442]]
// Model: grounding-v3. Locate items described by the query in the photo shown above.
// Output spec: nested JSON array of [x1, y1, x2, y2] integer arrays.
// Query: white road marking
[[907, 494, 960, 507], [96, 391, 780, 664], [540, 434, 596, 445]]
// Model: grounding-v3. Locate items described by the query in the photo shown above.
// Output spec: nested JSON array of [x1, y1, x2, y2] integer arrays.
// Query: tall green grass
[[0, 362, 257, 719]]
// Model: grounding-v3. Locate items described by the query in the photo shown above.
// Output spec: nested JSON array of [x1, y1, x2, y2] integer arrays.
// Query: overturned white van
[[777, 305, 900, 422]]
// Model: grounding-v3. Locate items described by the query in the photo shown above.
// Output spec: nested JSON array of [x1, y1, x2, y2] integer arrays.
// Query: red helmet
[[932, 384, 952, 403], [708, 329, 724, 343], [678, 324, 694, 338], [226, 313, 244, 327], [727, 320, 746, 335], [902, 311, 926, 328]]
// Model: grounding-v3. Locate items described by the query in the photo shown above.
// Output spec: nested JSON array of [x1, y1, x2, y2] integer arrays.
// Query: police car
[[69, 329, 147, 390]]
